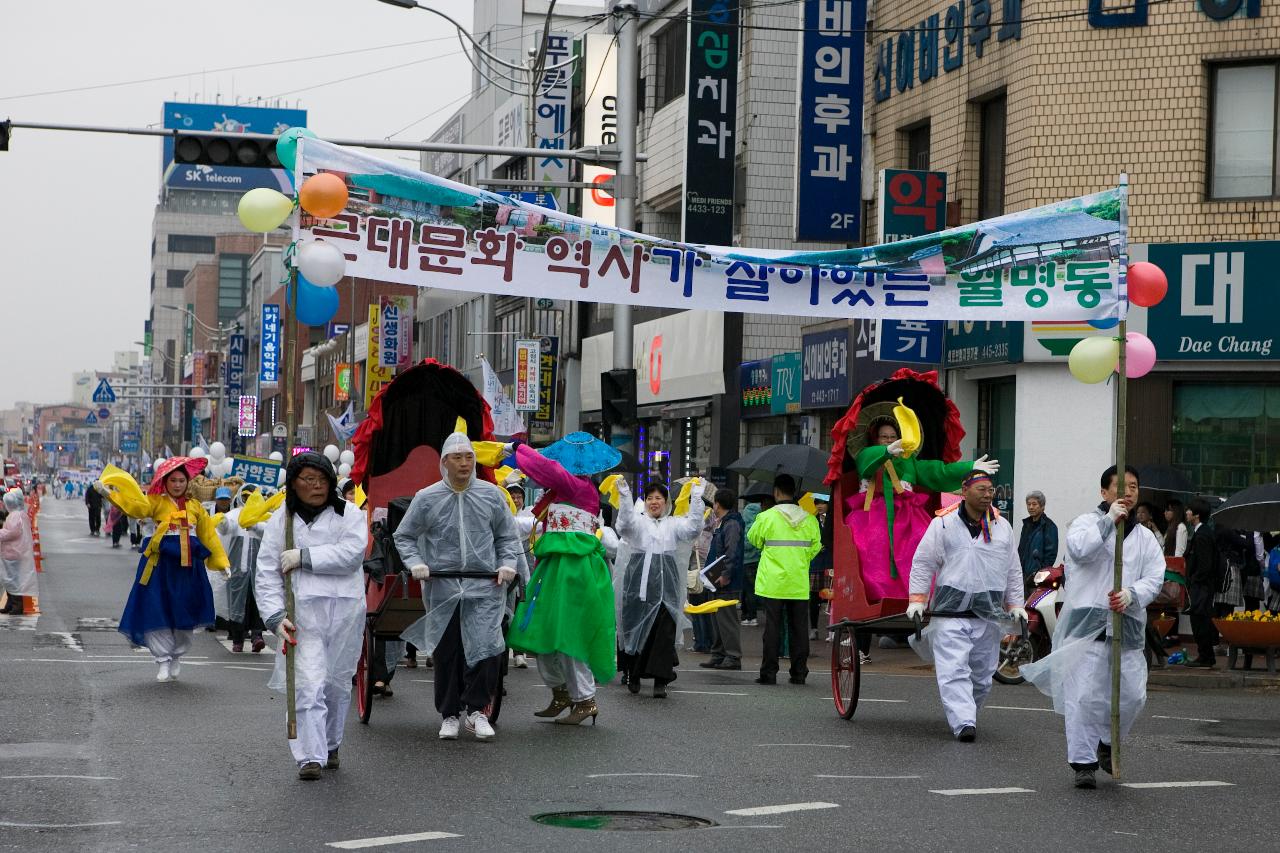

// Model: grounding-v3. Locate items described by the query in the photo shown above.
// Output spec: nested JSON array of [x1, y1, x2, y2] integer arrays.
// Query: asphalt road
[[2, 499, 1277, 852]]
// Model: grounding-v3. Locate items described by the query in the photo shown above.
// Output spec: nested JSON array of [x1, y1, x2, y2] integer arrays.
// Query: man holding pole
[[1022, 465, 1165, 789], [256, 452, 368, 781]]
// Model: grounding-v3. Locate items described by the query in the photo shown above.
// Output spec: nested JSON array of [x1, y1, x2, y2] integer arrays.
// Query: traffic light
[[0, 120, 10, 151], [600, 369, 637, 428], [172, 132, 280, 168]]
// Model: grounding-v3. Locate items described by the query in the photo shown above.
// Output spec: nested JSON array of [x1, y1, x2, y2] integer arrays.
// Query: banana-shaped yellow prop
[[238, 489, 286, 529], [674, 477, 703, 516], [100, 464, 145, 507], [684, 598, 740, 614], [473, 440, 507, 468], [894, 397, 922, 458], [599, 474, 622, 510]]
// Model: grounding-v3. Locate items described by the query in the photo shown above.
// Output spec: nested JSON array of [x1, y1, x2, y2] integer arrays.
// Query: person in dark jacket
[[1184, 498, 1219, 668], [1017, 490, 1059, 593], [85, 480, 104, 536], [700, 488, 744, 670]]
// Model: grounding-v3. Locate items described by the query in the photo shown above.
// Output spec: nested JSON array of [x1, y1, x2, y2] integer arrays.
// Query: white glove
[[972, 454, 1000, 475], [93, 481, 109, 495], [1108, 588, 1133, 612], [617, 479, 632, 501], [496, 566, 517, 585], [905, 601, 926, 621], [501, 442, 515, 456], [886, 439, 905, 458], [1107, 500, 1130, 524], [1008, 606, 1029, 624], [275, 617, 297, 651], [280, 549, 302, 574], [410, 563, 430, 581]]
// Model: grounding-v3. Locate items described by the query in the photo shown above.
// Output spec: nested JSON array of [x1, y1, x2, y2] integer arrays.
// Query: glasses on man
[[295, 476, 329, 487]]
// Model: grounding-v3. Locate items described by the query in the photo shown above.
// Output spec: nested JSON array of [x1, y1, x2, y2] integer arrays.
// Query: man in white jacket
[[256, 453, 368, 781], [1022, 465, 1165, 789], [907, 470, 1026, 742]]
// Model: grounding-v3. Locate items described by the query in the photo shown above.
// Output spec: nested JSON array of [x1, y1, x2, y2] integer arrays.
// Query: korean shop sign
[[683, 0, 738, 244], [1088, 0, 1259, 29]]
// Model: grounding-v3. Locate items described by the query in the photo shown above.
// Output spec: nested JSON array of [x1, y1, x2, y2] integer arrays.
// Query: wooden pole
[[282, 140, 304, 742], [1110, 173, 1130, 778]]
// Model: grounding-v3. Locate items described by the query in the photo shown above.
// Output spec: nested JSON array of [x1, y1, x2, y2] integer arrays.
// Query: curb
[[1148, 668, 1280, 690]]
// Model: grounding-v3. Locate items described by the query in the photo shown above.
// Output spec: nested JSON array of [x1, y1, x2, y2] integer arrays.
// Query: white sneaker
[[169, 660, 181, 680], [858, 651, 872, 666], [156, 661, 171, 681], [465, 711, 495, 741], [438, 716, 460, 740], [514, 653, 529, 669]]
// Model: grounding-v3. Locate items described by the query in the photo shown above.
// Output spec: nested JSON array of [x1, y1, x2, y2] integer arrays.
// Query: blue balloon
[[1088, 317, 1120, 330], [289, 274, 340, 326]]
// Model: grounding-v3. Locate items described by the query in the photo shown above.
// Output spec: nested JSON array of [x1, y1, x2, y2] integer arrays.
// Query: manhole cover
[[532, 811, 716, 831]]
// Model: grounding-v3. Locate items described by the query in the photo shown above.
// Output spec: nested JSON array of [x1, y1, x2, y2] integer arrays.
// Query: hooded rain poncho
[[0, 491, 37, 597]]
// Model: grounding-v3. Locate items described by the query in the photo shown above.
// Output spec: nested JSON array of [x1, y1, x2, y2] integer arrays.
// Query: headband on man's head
[[962, 470, 993, 488]]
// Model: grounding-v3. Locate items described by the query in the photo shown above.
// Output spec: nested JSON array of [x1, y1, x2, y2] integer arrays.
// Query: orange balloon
[[299, 172, 349, 219]]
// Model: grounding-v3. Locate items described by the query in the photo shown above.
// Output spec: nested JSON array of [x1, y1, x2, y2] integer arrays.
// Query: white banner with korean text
[[296, 139, 1126, 321]]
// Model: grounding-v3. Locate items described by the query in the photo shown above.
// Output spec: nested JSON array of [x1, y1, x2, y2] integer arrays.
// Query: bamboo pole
[[1110, 173, 1131, 778], [282, 140, 304, 742]]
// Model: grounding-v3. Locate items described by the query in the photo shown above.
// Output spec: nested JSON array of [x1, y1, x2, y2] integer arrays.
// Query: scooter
[[994, 564, 1064, 685]]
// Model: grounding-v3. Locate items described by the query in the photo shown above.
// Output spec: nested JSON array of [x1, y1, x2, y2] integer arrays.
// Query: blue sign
[[260, 304, 281, 385], [231, 455, 283, 489], [801, 326, 852, 409], [227, 334, 246, 402], [796, 0, 866, 241], [88, 449, 101, 461], [1088, 0, 1259, 28], [97, 407, 111, 421], [498, 191, 559, 212], [162, 102, 307, 193], [85, 412, 98, 425], [122, 431, 139, 441], [121, 440, 140, 454], [91, 378, 116, 404], [878, 320, 944, 365], [326, 322, 350, 340]]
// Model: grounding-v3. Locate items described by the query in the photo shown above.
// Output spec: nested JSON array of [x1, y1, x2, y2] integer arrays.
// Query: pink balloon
[[1124, 331, 1157, 378]]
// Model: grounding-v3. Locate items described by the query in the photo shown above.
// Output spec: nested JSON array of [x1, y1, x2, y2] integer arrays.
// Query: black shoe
[[754, 675, 776, 685], [627, 678, 641, 694], [653, 684, 668, 698], [325, 749, 339, 770], [1074, 768, 1096, 789], [715, 660, 742, 670], [957, 725, 977, 743], [699, 659, 725, 669], [788, 676, 806, 685], [1185, 658, 1216, 668], [1097, 741, 1113, 776], [298, 762, 322, 781]]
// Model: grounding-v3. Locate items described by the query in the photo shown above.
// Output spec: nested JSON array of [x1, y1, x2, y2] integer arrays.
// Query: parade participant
[[1021, 465, 1165, 789], [338, 478, 355, 504], [96, 459, 229, 682], [217, 484, 280, 653], [207, 487, 234, 631], [256, 452, 367, 781], [504, 434, 619, 725], [393, 430, 521, 742], [0, 489, 37, 615], [615, 478, 705, 698], [906, 470, 1025, 742]]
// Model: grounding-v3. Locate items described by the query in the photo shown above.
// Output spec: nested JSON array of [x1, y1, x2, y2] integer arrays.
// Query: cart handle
[[421, 570, 501, 580]]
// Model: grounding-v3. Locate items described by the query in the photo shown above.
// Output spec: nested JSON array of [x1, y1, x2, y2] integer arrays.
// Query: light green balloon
[[276, 127, 318, 172], [1068, 335, 1120, 384], [237, 188, 294, 233]]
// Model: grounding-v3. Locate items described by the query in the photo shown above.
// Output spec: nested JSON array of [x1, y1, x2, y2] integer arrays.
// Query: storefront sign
[[1088, 0, 1259, 29], [802, 326, 852, 409], [535, 31, 573, 206], [529, 336, 560, 439], [771, 352, 803, 415], [237, 395, 258, 437], [1146, 242, 1278, 361], [231, 454, 280, 488], [582, 33, 618, 226], [683, 0, 738, 244], [490, 95, 525, 172], [879, 169, 947, 242], [580, 312, 727, 409], [426, 113, 464, 179], [335, 364, 352, 402], [378, 295, 412, 369], [260, 304, 280, 386], [740, 359, 773, 417], [514, 339, 542, 412], [365, 305, 394, 407], [797, 0, 866, 241], [943, 320, 1024, 367], [226, 333, 246, 403], [878, 320, 943, 365]]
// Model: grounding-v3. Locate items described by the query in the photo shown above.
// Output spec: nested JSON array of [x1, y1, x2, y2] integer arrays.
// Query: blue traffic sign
[[85, 412, 98, 425], [91, 378, 116, 404], [98, 407, 111, 420], [498, 190, 559, 211]]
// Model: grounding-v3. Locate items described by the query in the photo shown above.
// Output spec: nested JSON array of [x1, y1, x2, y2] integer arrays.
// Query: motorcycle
[[994, 565, 1064, 685]]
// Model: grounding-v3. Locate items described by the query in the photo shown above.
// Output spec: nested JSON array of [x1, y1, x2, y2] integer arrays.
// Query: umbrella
[[1137, 464, 1195, 494], [611, 449, 644, 474], [729, 444, 829, 494], [1211, 483, 1280, 532], [741, 480, 772, 502]]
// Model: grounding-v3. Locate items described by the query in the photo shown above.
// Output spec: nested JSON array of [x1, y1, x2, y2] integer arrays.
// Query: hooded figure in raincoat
[[256, 452, 368, 781], [0, 489, 37, 613], [1020, 465, 1165, 790], [217, 484, 282, 653], [393, 430, 522, 742]]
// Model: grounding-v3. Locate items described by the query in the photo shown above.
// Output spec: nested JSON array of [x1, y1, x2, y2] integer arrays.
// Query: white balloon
[[190, 447, 207, 459], [268, 451, 284, 462], [209, 441, 227, 460], [323, 444, 341, 463], [339, 450, 355, 466], [297, 240, 346, 287], [277, 468, 287, 486], [338, 463, 352, 478]]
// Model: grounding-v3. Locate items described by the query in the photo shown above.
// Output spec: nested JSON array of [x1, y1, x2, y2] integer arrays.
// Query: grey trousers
[[539, 652, 596, 701], [710, 590, 742, 662]]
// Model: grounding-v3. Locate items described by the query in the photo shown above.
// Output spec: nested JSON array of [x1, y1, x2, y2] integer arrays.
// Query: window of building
[[166, 269, 189, 289], [654, 18, 687, 110], [978, 94, 1007, 220], [976, 376, 1016, 515], [218, 254, 249, 325], [167, 234, 216, 254], [1209, 62, 1279, 199], [1172, 383, 1280, 494], [906, 122, 931, 171]]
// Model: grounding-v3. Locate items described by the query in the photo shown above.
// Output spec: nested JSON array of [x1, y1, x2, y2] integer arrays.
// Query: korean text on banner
[[231, 454, 282, 488], [684, 0, 738, 244], [877, 168, 949, 365], [365, 305, 394, 408], [796, 0, 866, 242], [481, 358, 526, 437], [514, 339, 541, 412], [260, 305, 280, 386], [297, 139, 1125, 322]]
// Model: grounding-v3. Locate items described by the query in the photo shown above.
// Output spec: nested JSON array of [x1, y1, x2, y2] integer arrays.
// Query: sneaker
[[754, 675, 776, 685], [956, 725, 977, 743], [156, 661, 171, 682], [1073, 768, 1097, 789], [858, 651, 872, 666], [465, 711, 495, 741], [438, 716, 461, 740], [325, 749, 340, 770], [168, 660, 181, 680], [514, 653, 529, 669], [231, 642, 244, 653], [1097, 741, 1113, 776], [251, 637, 266, 653], [699, 659, 726, 669], [715, 660, 742, 670], [298, 762, 322, 781]]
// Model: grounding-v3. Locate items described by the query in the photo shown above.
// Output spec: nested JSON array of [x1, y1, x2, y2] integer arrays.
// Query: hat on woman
[[148, 456, 208, 495]]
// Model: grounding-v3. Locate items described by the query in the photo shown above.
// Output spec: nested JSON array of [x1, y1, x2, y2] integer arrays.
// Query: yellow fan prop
[[598, 474, 622, 510], [894, 397, 922, 458], [684, 598, 740, 614]]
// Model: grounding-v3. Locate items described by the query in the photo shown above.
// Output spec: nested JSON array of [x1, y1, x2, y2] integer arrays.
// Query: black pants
[[741, 562, 759, 620], [87, 507, 101, 536], [618, 607, 679, 685], [110, 517, 128, 546], [228, 584, 265, 643], [1188, 582, 1218, 663], [760, 597, 809, 680], [370, 638, 398, 686], [433, 608, 502, 718]]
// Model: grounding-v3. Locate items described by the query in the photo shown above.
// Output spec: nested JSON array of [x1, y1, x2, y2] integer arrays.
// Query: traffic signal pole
[[610, 1, 639, 456]]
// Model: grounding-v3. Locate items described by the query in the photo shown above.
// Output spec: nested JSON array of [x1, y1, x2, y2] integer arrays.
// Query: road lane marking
[[326, 831, 461, 848], [670, 690, 749, 696], [755, 743, 851, 749], [0, 820, 122, 828], [986, 705, 1054, 712], [1152, 715, 1220, 723], [815, 775, 921, 780], [930, 787, 1035, 796], [1120, 781, 1234, 789], [587, 773, 700, 778], [224, 665, 273, 672], [724, 802, 839, 817], [0, 775, 118, 781], [705, 824, 783, 830]]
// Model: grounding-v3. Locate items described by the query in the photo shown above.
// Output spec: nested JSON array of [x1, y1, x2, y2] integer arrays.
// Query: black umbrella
[[1211, 483, 1280, 532], [729, 444, 829, 494], [1137, 464, 1195, 494], [610, 449, 644, 473]]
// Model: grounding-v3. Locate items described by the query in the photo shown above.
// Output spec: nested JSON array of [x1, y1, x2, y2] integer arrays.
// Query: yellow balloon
[[237, 188, 294, 233], [1068, 335, 1120, 384]]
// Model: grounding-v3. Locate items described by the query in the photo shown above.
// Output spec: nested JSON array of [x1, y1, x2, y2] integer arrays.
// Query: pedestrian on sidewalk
[[85, 478, 103, 537], [700, 488, 744, 670], [393, 430, 521, 742], [616, 478, 705, 698], [749, 474, 822, 686], [256, 452, 368, 781], [107, 503, 129, 549], [1183, 498, 1219, 668], [0, 489, 37, 614], [1018, 490, 1059, 594], [97, 459, 229, 682], [1162, 500, 1187, 558], [905, 469, 1024, 742], [1021, 465, 1165, 789]]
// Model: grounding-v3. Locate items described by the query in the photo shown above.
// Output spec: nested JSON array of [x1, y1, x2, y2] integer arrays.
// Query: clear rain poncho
[[393, 432, 522, 667], [614, 481, 704, 656], [1, 490, 37, 597]]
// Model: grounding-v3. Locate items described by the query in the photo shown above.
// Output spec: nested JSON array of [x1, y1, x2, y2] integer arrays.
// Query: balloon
[[237, 188, 293, 232], [268, 451, 285, 462], [1068, 335, 1120, 384], [1128, 261, 1169, 308], [339, 450, 355, 466], [338, 463, 352, 478], [299, 173, 349, 219], [296, 240, 346, 287], [1124, 331, 1158, 379], [190, 447, 207, 459], [293, 275, 340, 326], [323, 444, 341, 463], [276, 127, 318, 172], [209, 441, 227, 460], [277, 468, 287, 486], [1088, 317, 1120, 330]]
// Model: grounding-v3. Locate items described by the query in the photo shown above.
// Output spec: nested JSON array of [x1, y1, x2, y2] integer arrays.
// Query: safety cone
[[32, 526, 43, 573], [21, 595, 39, 615]]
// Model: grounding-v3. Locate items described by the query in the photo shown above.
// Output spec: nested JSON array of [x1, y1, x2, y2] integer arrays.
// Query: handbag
[[1153, 579, 1186, 609]]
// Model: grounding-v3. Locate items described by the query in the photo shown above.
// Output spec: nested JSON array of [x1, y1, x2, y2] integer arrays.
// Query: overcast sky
[[0, 0, 564, 409]]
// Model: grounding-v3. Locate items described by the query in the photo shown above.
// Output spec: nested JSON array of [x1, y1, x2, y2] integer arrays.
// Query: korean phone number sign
[[796, 0, 866, 242], [683, 0, 738, 245]]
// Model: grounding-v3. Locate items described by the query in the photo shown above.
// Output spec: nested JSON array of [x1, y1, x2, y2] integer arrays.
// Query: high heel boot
[[534, 687, 571, 718], [554, 698, 599, 726]]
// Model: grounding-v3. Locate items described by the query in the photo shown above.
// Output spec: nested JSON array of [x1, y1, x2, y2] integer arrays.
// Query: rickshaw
[[348, 359, 506, 724]]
